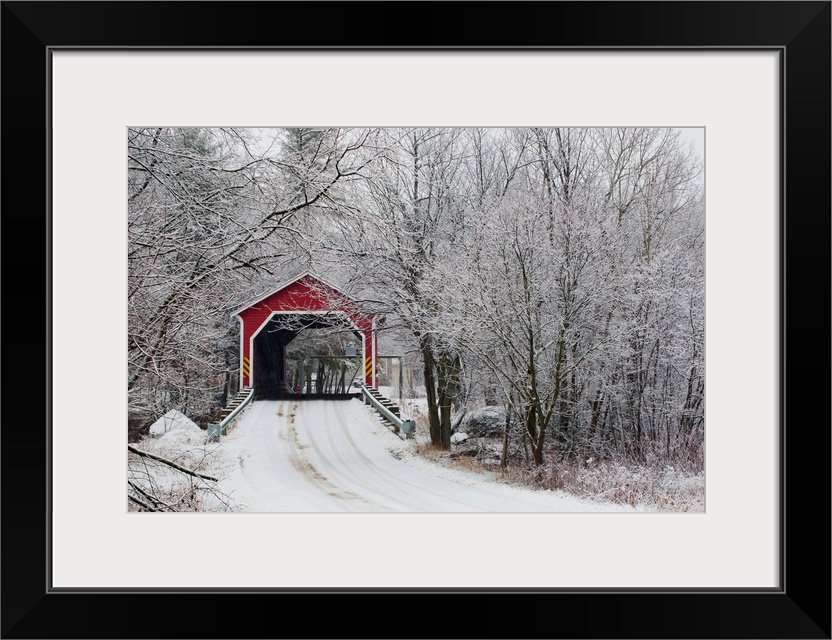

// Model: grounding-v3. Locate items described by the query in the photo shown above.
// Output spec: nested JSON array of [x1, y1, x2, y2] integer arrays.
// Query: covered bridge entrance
[[234, 273, 379, 400]]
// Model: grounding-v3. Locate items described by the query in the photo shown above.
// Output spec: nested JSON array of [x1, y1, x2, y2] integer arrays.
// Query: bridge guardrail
[[359, 384, 415, 439], [208, 387, 254, 441]]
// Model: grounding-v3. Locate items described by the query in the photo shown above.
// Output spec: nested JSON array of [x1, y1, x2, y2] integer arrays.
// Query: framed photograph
[[3, 2, 828, 638]]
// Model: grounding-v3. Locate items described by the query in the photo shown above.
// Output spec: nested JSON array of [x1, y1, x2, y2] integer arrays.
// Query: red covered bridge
[[233, 273, 379, 399]]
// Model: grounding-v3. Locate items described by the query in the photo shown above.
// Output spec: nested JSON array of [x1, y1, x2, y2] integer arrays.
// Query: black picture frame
[[2, 2, 829, 638]]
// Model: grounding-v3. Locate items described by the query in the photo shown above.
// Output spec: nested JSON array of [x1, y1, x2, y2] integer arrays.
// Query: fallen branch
[[128, 444, 218, 482], [128, 479, 174, 511], [128, 493, 160, 512]]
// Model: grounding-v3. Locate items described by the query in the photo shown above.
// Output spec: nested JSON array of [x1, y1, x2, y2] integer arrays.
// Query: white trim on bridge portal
[[237, 315, 245, 390], [246, 309, 366, 389]]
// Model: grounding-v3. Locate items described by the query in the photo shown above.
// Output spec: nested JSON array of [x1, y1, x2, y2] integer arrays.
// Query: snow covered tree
[[308, 128, 467, 448], [128, 125, 703, 472], [440, 128, 704, 467], [128, 127, 369, 425]]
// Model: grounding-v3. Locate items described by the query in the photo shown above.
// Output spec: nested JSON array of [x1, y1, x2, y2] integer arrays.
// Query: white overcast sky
[[677, 126, 705, 164], [247, 126, 705, 165]]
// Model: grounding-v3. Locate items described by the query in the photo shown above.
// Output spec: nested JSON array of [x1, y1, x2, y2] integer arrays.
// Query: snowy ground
[[132, 398, 643, 513]]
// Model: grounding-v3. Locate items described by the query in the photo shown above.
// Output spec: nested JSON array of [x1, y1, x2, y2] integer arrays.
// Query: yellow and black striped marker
[[242, 356, 251, 379], [365, 356, 373, 380]]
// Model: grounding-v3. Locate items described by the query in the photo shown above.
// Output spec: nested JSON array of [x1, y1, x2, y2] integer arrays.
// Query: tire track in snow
[[315, 401, 428, 511], [330, 401, 492, 511], [227, 400, 293, 510], [230, 401, 344, 512], [292, 402, 384, 511], [262, 400, 356, 512]]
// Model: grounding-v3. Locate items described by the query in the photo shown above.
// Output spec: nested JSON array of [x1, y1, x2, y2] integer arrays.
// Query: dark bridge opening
[[253, 313, 362, 401]]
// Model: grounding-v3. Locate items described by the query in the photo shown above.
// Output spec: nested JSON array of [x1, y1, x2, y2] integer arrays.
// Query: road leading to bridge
[[214, 399, 634, 513]]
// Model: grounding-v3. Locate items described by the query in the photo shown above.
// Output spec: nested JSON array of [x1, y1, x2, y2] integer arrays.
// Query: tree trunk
[[420, 337, 442, 448], [501, 405, 511, 470], [220, 348, 231, 408], [528, 408, 543, 466], [437, 352, 460, 450]]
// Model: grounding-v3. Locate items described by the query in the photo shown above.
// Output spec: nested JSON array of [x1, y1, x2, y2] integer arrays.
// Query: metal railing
[[208, 387, 254, 441], [359, 384, 415, 438]]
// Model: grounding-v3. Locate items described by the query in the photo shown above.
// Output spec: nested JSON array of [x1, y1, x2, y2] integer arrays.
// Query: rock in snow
[[149, 410, 201, 436], [460, 406, 506, 437], [450, 432, 469, 444]]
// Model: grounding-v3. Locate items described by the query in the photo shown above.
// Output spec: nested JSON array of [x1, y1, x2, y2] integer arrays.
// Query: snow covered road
[[213, 399, 636, 513]]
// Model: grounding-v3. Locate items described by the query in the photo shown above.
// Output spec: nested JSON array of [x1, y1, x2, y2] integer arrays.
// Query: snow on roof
[[231, 271, 358, 317]]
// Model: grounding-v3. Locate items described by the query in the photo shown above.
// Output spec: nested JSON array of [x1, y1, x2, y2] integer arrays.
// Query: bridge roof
[[232, 271, 362, 318]]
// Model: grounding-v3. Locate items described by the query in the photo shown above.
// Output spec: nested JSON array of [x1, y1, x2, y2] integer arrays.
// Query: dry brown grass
[[408, 409, 704, 512], [412, 433, 704, 512], [502, 456, 704, 511]]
